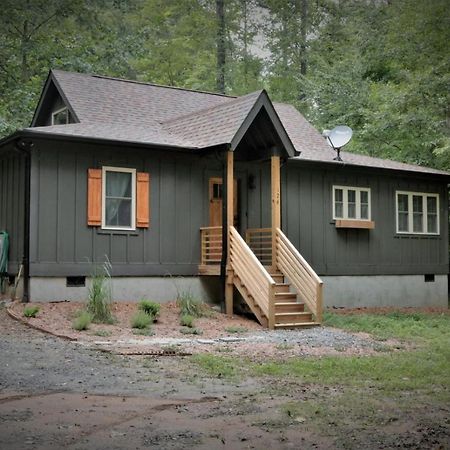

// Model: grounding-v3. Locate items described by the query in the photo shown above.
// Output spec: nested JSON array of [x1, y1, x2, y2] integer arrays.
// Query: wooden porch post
[[271, 155, 281, 273], [225, 150, 234, 315]]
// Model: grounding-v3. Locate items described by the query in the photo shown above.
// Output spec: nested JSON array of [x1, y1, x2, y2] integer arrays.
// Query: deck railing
[[230, 226, 276, 328], [275, 227, 323, 322], [245, 228, 272, 266], [200, 226, 223, 266]]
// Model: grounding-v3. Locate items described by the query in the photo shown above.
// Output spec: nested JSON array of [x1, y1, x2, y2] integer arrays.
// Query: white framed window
[[396, 191, 439, 235], [333, 186, 371, 220], [101, 167, 136, 230], [51, 107, 70, 125]]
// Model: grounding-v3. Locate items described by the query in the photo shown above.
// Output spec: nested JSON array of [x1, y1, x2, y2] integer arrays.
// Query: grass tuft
[[225, 325, 247, 334], [176, 290, 208, 317], [180, 314, 195, 328], [72, 311, 92, 331], [180, 327, 202, 335], [131, 311, 152, 329], [23, 306, 40, 318], [138, 300, 160, 319]]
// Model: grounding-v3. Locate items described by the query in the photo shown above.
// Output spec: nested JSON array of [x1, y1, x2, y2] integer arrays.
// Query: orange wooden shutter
[[136, 172, 150, 228], [87, 168, 102, 226]]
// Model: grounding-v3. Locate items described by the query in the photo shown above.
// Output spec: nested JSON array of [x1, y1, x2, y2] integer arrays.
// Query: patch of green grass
[[131, 311, 152, 329], [138, 300, 160, 319], [72, 311, 92, 331], [132, 328, 155, 336], [224, 326, 247, 334], [176, 291, 208, 317], [93, 329, 111, 337], [180, 326, 202, 335], [180, 314, 194, 328], [23, 305, 40, 318], [191, 354, 239, 379]]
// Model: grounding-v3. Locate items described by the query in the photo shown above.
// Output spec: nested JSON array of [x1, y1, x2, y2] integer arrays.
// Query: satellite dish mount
[[324, 126, 353, 161]]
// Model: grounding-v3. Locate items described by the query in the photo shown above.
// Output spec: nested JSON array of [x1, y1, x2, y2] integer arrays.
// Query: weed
[[132, 328, 155, 336], [131, 311, 152, 329], [138, 300, 160, 319], [87, 258, 114, 324], [180, 327, 202, 335], [176, 290, 207, 317], [72, 311, 92, 331], [180, 314, 195, 328], [93, 329, 112, 337], [23, 305, 40, 318], [225, 325, 247, 334]]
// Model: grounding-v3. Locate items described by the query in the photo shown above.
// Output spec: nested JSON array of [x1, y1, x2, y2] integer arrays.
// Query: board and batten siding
[[282, 162, 449, 276], [0, 147, 25, 273], [29, 140, 221, 277]]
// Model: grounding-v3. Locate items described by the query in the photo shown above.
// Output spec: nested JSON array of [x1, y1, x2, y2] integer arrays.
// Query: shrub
[[138, 300, 160, 319], [87, 258, 114, 324], [23, 306, 40, 318], [176, 291, 207, 318], [180, 314, 194, 328], [73, 311, 92, 331], [131, 311, 152, 329]]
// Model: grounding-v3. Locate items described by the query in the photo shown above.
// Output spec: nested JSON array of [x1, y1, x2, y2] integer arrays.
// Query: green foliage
[[131, 311, 152, 329], [138, 300, 160, 319], [93, 329, 111, 337], [176, 291, 208, 318], [179, 327, 202, 335], [72, 311, 92, 331], [23, 305, 40, 318], [191, 354, 238, 378], [87, 259, 114, 324], [132, 327, 154, 336], [180, 314, 195, 328], [224, 326, 247, 334]]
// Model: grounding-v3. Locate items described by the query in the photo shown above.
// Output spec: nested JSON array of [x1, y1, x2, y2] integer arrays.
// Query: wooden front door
[[209, 177, 238, 227]]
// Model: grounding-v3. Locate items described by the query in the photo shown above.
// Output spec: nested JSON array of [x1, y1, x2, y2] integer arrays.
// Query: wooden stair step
[[270, 274, 284, 283], [274, 292, 297, 302], [274, 322, 320, 329], [275, 311, 313, 324], [275, 302, 305, 312], [273, 283, 290, 293]]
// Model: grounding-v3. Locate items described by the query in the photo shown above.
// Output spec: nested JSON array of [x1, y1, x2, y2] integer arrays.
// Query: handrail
[[245, 227, 272, 266], [276, 228, 323, 323], [200, 226, 222, 266], [229, 226, 276, 327]]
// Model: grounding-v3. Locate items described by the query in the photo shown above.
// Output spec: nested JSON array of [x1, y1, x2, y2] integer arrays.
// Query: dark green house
[[0, 70, 448, 328]]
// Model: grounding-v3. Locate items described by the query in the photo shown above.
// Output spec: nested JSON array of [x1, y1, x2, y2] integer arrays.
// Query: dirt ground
[[1, 304, 449, 449]]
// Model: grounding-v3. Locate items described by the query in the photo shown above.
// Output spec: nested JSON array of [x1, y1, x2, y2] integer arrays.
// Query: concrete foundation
[[322, 274, 448, 308], [29, 276, 221, 304]]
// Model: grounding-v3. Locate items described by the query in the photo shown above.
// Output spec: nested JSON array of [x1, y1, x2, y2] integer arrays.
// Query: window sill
[[335, 219, 375, 229], [97, 229, 139, 236]]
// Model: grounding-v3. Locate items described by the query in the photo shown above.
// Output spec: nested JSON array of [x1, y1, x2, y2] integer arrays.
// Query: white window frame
[[332, 186, 371, 221], [395, 191, 439, 235], [101, 166, 136, 231], [51, 106, 69, 125]]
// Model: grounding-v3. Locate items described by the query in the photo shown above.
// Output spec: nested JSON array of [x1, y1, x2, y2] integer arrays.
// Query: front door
[[209, 177, 238, 227]]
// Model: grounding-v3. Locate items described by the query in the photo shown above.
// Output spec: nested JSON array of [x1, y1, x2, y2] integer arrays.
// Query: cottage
[[0, 70, 448, 328]]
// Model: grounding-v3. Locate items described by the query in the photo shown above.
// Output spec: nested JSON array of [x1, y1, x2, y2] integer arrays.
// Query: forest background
[[0, 0, 448, 170]]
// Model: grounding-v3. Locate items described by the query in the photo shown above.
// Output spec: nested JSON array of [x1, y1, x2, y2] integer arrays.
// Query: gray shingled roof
[[24, 70, 449, 177]]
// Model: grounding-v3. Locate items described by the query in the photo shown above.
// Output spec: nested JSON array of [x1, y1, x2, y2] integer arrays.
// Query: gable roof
[[19, 69, 449, 177]]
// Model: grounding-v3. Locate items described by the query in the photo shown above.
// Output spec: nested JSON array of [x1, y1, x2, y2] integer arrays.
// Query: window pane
[[53, 109, 68, 125], [361, 204, 369, 220], [412, 195, 423, 213], [335, 203, 343, 218], [213, 183, 222, 199], [347, 190, 356, 218], [105, 198, 132, 227], [427, 196, 437, 214], [398, 212, 409, 232], [360, 190, 368, 204], [106, 172, 132, 198], [398, 194, 408, 213], [427, 215, 437, 233], [335, 189, 343, 202]]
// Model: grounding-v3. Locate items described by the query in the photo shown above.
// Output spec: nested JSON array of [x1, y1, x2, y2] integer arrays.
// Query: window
[[396, 192, 439, 235], [333, 186, 371, 221], [102, 167, 136, 230], [51, 107, 70, 125]]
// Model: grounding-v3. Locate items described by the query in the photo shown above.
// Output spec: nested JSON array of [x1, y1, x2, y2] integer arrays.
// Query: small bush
[[23, 306, 40, 318], [176, 291, 207, 318], [180, 327, 202, 335], [138, 300, 160, 319], [131, 311, 152, 329], [180, 314, 194, 328], [87, 258, 114, 324], [73, 311, 92, 331]]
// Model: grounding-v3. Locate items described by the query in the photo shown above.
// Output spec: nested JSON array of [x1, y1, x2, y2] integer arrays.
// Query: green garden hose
[[0, 231, 9, 294]]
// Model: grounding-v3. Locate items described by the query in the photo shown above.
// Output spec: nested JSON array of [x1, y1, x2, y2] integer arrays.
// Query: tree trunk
[[216, 0, 226, 94], [300, 0, 308, 76]]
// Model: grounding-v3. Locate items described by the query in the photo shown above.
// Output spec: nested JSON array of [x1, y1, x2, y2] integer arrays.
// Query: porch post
[[271, 154, 281, 273], [225, 149, 234, 315]]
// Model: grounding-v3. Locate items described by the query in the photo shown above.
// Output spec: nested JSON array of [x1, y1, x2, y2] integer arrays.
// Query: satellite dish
[[326, 125, 353, 161]]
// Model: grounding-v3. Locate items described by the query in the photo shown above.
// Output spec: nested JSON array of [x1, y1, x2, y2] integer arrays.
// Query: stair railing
[[229, 226, 277, 328], [275, 228, 323, 323], [200, 226, 222, 266], [245, 228, 272, 266]]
